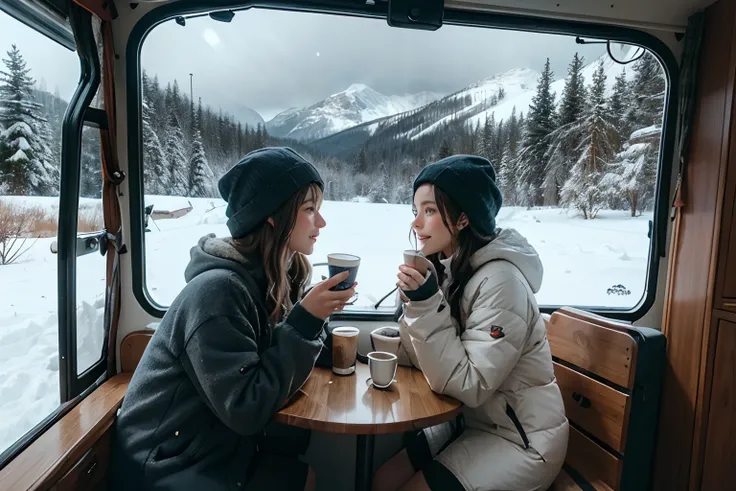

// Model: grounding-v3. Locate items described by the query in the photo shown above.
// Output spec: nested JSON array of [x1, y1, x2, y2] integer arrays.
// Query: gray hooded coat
[[110, 235, 324, 490]]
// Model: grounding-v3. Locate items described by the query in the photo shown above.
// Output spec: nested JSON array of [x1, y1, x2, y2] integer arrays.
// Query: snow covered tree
[[623, 52, 665, 133], [602, 126, 660, 216], [368, 164, 389, 203], [497, 146, 518, 205], [0, 45, 57, 196], [477, 113, 494, 160], [517, 58, 556, 206], [559, 53, 587, 126], [609, 69, 630, 145], [603, 53, 664, 216], [505, 107, 522, 156], [164, 109, 188, 196], [561, 61, 619, 219], [142, 72, 167, 194], [187, 99, 213, 197], [543, 53, 587, 206], [79, 129, 102, 198]]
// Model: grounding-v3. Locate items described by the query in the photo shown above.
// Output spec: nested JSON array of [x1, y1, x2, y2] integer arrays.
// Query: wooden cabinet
[[715, 91, 736, 313], [47, 428, 111, 491], [700, 316, 736, 490]]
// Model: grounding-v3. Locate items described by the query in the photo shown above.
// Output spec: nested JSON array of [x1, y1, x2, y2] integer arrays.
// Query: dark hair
[[231, 183, 321, 325], [411, 186, 495, 334]]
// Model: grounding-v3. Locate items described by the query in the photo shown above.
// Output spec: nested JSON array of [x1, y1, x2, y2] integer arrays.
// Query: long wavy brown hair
[[411, 186, 495, 333], [231, 183, 321, 325]]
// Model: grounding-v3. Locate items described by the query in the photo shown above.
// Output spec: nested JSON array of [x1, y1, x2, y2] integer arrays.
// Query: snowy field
[[0, 195, 652, 454]]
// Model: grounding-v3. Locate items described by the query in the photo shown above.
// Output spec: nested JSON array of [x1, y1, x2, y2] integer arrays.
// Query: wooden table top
[[274, 362, 462, 435]]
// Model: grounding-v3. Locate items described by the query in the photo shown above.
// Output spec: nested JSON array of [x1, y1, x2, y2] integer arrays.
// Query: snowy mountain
[[266, 84, 441, 141], [309, 45, 639, 160]]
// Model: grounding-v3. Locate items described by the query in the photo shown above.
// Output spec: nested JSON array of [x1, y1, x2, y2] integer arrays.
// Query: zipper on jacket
[[505, 403, 530, 449]]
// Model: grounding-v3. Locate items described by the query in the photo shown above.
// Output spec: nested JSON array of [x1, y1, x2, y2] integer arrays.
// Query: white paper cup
[[368, 351, 398, 388]]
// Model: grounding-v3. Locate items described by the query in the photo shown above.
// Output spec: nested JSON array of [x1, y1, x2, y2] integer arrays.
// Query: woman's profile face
[[411, 184, 455, 257], [288, 187, 326, 255]]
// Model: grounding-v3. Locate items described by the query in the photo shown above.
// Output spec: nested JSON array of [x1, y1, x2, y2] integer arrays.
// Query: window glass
[[140, 8, 666, 312], [0, 10, 79, 455], [77, 125, 105, 375]]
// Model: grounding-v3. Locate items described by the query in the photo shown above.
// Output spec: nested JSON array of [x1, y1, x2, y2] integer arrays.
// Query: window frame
[[127, 0, 679, 323], [0, 3, 108, 471]]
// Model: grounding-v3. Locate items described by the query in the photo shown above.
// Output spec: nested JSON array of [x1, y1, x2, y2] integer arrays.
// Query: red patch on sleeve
[[490, 326, 505, 339]]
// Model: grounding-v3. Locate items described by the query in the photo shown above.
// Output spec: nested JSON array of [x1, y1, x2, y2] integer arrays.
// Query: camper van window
[[0, 10, 79, 457], [76, 125, 106, 375], [137, 7, 669, 317]]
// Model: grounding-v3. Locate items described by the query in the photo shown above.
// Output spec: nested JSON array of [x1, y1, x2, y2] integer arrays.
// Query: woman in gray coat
[[110, 147, 356, 491], [374, 155, 568, 491]]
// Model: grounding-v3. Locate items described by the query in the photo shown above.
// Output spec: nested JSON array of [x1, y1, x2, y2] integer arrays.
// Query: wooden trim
[[553, 362, 631, 453], [566, 425, 622, 491], [0, 373, 130, 491], [699, 319, 736, 490], [547, 311, 638, 389], [654, 0, 736, 489], [120, 330, 153, 373]]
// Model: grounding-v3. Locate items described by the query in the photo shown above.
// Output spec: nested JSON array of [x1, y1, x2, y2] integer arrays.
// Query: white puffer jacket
[[399, 228, 568, 464]]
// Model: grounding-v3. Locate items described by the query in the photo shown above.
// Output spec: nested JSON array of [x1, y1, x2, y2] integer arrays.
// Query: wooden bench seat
[[546, 307, 665, 491]]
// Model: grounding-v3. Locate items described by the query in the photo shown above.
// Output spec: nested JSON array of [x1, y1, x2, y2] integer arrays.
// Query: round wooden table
[[275, 362, 462, 491]]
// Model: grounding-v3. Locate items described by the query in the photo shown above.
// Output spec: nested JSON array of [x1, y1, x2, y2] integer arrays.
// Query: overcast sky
[[1, 7, 608, 122]]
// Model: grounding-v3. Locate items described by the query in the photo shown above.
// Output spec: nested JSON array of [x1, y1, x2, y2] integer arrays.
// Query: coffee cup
[[327, 253, 360, 291], [370, 327, 401, 355], [367, 351, 398, 389], [403, 249, 430, 275], [331, 326, 360, 375]]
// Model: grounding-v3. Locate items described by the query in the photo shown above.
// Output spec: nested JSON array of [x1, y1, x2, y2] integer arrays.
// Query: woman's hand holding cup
[[397, 264, 426, 292], [301, 271, 357, 320]]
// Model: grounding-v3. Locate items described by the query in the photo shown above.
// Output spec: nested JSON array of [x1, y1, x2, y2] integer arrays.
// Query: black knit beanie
[[217, 147, 323, 238], [413, 154, 503, 236]]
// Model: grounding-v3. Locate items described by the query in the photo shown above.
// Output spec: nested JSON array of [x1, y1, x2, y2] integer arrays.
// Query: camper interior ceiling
[[0, 0, 734, 490]]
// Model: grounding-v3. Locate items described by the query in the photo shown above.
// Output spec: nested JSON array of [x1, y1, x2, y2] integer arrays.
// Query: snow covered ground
[[0, 195, 652, 454]]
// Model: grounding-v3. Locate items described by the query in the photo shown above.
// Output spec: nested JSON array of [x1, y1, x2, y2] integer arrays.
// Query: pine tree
[[558, 53, 586, 126], [438, 139, 452, 159], [517, 58, 556, 207], [506, 107, 521, 155], [603, 53, 664, 216], [609, 69, 630, 143], [603, 126, 660, 216], [561, 61, 618, 219], [354, 147, 369, 173], [0, 44, 57, 195], [142, 72, 167, 194], [187, 99, 213, 197], [164, 109, 188, 196], [497, 145, 518, 205], [542, 53, 587, 206]]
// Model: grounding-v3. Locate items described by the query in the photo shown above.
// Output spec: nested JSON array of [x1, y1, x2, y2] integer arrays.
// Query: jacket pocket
[[148, 431, 204, 468], [505, 403, 530, 450]]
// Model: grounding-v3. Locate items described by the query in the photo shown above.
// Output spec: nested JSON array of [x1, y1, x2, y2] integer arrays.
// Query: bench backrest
[[545, 307, 665, 491], [120, 330, 154, 372]]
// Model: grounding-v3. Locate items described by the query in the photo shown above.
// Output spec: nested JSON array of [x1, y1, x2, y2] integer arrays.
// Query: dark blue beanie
[[413, 154, 503, 237], [218, 147, 323, 238]]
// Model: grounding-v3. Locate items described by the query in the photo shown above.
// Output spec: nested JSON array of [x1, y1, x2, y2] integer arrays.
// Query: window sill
[[0, 373, 130, 491]]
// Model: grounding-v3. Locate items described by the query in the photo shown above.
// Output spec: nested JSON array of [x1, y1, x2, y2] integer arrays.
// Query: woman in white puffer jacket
[[373, 155, 568, 491]]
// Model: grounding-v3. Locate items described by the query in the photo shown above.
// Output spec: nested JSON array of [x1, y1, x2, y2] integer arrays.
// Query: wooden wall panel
[[654, 0, 736, 489]]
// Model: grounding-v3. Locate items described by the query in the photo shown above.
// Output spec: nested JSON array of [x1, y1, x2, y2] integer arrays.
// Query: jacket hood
[[184, 234, 264, 289], [441, 228, 543, 293]]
